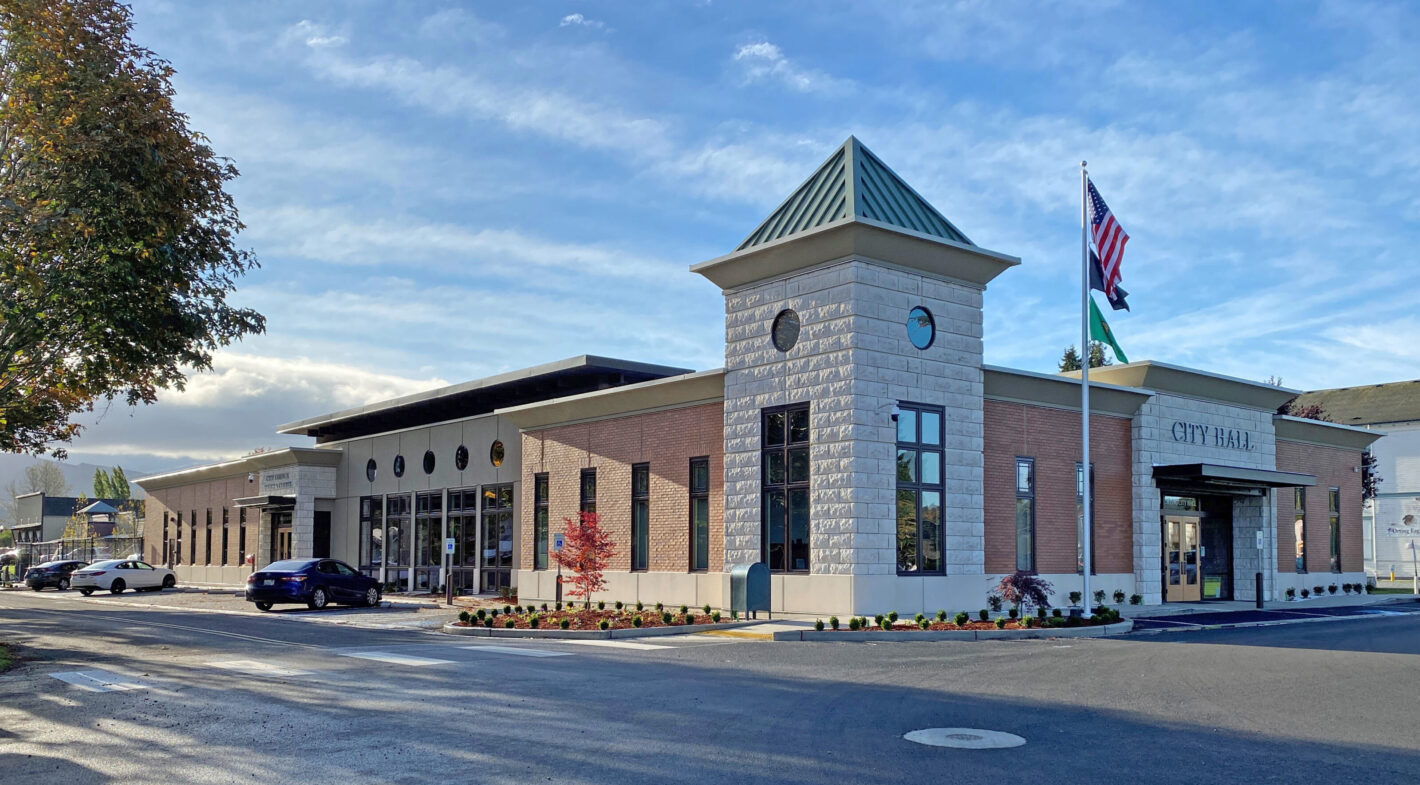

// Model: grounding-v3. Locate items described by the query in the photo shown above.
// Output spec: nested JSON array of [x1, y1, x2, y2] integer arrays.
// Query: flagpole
[[1080, 161, 1093, 619]]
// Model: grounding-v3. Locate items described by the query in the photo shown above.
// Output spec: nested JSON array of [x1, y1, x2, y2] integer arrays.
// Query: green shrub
[[458, 610, 471, 624], [1037, 606, 1046, 619], [887, 611, 899, 622], [555, 602, 563, 611], [987, 593, 1003, 612], [1301, 588, 1310, 598], [730, 609, 738, 620], [1313, 585, 1323, 596], [879, 618, 892, 631], [1008, 607, 1018, 619], [632, 615, 643, 628], [1113, 590, 1126, 604], [615, 601, 623, 610], [1093, 590, 1106, 605], [559, 618, 571, 630], [953, 611, 969, 627], [684, 613, 696, 624], [529, 615, 540, 629], [1052, 608, 1062, 618], [635, 601, 644, 611], [815, 619, 825, 631], [918, 618, 930, 630], [936, 609, 948, 622], [513, 605, 522, 614], [598, 619, 610, 630], [874, 614, 885, 626], [978, 609, 988, 622], [829, 616, 839, 630], [541, 603, 549, 612], [679, 604, 689, 615], [914, 613, 926, 624], [476, 608, 486, 620], [1022, 615, 1035, 628], [598, 600, 606, 610], [994, 617, 1006, 629], [703, 604, 712, 615], [484, 616, 494, 628], [1285, 587, 1296, 600], [848, 616, 861, 631], [1366, 580, 1376, 594], [1129, 594, 1143, 605], [504, 605, 512, 615], [662, 612, 673, 624], [655, 602, 664, 612], [490, 609, 499, 618], [1068, 591, 1083, 606], [711, 611, 721, 622], [504, 618, 515, 628], [1327, 584, 1338, 595]]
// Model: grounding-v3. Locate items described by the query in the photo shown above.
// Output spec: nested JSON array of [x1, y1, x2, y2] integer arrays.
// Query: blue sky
[[62, 0, 1420, 474]]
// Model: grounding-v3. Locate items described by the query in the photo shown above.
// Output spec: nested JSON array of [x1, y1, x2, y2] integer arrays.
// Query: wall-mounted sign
[[259, 468, 296, 495], [1170, 422, 1255, 452]]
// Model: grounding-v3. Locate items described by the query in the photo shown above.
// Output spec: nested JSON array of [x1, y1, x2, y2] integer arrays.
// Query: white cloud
[[288, 20, 347, 49], [732, 41, 848, 94], [560, 13, 608, 31]]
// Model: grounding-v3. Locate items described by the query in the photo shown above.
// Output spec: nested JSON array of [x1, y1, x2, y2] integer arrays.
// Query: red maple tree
[[552, 511, 616, 604]]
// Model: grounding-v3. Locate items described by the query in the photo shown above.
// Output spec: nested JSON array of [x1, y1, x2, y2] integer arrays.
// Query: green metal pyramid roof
[[736, 136, 974, 251]]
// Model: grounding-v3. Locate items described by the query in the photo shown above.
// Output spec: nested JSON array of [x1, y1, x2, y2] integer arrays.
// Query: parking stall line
[[206, 659, 315, 677], [49, 670, 151, 693], [556, 639, 672, 651], [336, 650, 454, 666], [457, 645, 574, 657]]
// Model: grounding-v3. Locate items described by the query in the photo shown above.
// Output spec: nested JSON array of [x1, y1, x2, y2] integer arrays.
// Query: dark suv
[[24, 560, 90, 591]]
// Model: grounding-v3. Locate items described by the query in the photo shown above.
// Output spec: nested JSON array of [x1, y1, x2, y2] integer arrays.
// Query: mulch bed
[[830, 614, 1122, 632], [451, 606, 725, 631]]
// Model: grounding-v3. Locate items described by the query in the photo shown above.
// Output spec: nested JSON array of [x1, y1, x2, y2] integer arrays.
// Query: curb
[[441, 620, 757, 639], [771, 619, 1134, 641]]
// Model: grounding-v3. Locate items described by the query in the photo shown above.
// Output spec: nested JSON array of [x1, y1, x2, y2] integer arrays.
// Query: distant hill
[[0, 453, 147, 499]]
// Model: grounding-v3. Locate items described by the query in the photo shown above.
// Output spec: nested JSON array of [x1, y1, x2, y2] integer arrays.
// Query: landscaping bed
[[811, 607, 1126, 635], [444, 602, 743, 634]]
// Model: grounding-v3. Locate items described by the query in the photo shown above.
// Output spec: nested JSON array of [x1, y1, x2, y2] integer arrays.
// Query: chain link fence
[[4, 536, 144, 579]]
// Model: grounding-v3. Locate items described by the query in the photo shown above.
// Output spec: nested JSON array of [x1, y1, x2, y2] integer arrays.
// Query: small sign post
[[443, 538, 456, 606], [553, 533, 565, 605]]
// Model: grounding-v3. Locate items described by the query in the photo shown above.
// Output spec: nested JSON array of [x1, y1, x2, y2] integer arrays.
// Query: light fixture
[[247, 472, 256, 483]]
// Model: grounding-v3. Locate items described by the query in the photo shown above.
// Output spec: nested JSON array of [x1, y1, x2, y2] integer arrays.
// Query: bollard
[[1255, 572, 1264, 609]]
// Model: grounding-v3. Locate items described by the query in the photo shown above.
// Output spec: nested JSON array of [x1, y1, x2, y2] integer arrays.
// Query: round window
[[365, 458, 377, 482], [906, 306, 935, 350], [490, 440, 505, 467], [455, 445, 469, 471], [393, 454, 405, 478], [771, 309, 801, 352], [423, 450, 436, 475]]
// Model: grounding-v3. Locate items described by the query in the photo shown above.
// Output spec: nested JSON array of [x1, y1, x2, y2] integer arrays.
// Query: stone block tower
[[691, 137, 1019, 614]]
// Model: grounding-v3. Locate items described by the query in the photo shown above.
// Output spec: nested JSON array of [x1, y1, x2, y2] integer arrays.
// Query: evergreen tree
[[1058, 343, 1113, 372]]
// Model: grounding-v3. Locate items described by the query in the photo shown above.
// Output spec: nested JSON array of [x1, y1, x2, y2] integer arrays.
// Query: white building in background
[[1291, 381, 1420, 579]]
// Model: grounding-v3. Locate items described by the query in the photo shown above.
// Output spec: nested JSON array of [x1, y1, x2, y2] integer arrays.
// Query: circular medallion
[[771, 309, 801, 352], [393, 454, 405, 478], [422, 450, 435, 475], [906, 306, 935, 350], [903, 728, 1025, 749], [490, 440, 505, 467], [455, 445, 469, 471], [365, 458, 377, 482]]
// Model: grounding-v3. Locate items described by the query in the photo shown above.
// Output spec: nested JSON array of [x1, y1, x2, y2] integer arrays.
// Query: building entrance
[[270, 511, 293, 562], [1161, 495, 1234, 602]]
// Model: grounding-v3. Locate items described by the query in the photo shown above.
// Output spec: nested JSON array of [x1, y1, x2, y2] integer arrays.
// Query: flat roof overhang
[[232, 495, 296, 509], [1153, 463, 1316, 493]]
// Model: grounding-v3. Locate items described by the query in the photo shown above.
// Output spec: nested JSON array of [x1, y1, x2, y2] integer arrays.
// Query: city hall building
[[137, 137, 1379, 615]]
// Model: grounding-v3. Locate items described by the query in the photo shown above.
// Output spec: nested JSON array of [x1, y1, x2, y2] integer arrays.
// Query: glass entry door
[[270, 511, 293, 562], [481, 484, 514, 594], [1162, 515, 1202, 602]]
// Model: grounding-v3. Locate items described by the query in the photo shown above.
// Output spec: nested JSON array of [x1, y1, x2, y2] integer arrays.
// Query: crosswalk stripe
[[49, 670, 149, 692], [206, 659, 314, 677], [558, 639, 671, 651], [336, 651, 453, 667], [458, 645, 573, 658]]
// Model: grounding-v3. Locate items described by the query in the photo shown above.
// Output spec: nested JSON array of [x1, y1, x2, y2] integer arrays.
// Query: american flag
[[1087, 178, 1128, 300]]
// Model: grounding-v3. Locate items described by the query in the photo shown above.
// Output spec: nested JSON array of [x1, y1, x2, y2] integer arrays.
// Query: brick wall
[[519, 402, 724, 574], [142, 473, 254, 568], [1275, 439, 1364, 574], [983, 400, 1133, 575]]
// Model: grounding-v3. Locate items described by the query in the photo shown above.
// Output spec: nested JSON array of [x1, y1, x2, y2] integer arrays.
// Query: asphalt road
[[2, 591, 1418, 785]]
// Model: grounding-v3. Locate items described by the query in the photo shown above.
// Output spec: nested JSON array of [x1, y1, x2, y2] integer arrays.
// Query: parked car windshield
[[261, 560, 315, 572]]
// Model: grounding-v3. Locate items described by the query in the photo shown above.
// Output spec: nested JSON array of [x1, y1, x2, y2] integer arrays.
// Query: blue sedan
[[245, 558, 382, 611]]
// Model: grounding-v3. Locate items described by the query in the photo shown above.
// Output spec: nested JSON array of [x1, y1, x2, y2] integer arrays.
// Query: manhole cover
[[903, 728, 1026, 749]]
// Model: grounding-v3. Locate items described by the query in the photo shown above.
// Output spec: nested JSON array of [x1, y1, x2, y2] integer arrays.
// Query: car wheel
[[80, 589, 94, 596], [161, 575, 175, 589], [109, 578, 126, 594], [57, 578, 70, 591], [255, 602, 273, 611], [307, 587, 328, 610], [362, 586, 381, 607]]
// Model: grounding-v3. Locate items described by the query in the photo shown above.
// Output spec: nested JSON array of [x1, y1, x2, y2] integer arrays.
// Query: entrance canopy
[[1153, 463, 1315, 495], [232, 495, 296, 508]]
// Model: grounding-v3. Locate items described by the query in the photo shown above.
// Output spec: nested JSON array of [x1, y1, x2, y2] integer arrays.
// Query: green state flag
[[1089, 296, 1129, 364]]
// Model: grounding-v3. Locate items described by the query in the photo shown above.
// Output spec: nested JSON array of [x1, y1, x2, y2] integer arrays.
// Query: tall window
[[1293, 488, 1307, 573], [221, 508, 230, 566], [690, 457, 710, 571], [1015, 458, 1035, 572], [534, 474, 549, 570], [190, 509, 197, 564], [414, 492, 443, 590], [239, 508, 248, 567], [359, 496, 383, 576], [175, 512, 182, 565], [896, 404, 944, 574], [631, 463, 649, 571], [1076, 462, 1095, 574], [162, 513, 170, 565], [204, 509, 213, 565], [762, 404, 810, 572], [580, 469, 597, 515], [1329, 488, 1341, 573]]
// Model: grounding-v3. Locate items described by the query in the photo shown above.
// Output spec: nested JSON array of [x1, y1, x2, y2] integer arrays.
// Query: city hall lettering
[[1171, 421, 1254, 452]]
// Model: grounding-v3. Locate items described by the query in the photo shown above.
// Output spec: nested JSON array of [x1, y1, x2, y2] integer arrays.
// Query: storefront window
[[762, 404, 810, 572], [690, 458, 710, 571], [414, 492, 442, 590], [359, 496, 383, 577], [896, 404, 944, 574], [580, 468, 597, 515], [1329, 488, 1341, 573], [533, 475, 549, 570]]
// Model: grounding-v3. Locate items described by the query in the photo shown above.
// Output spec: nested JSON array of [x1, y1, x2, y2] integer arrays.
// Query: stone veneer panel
[[1130, 393, 1277, 603], [721, 259, 985, 578]]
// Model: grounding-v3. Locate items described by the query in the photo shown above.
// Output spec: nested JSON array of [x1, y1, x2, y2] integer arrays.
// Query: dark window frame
[[1328, 487, 1342, 573], [1293, 487, 1307, 574], [896, 402, 945, 575], [631, 463, 649, 571], [190, 509, 197, 565], [690, 457, 710, 572], [1076, 462, 1095, 575], [175, 511, 182, 566], [533, 474, 549, 570], [580, 468, 597, 515], [238, 507, 248, 567], [204, 509, 213, 566], [1015, 457, 1036, 573], [761, 402, 811, 573], [221, 508, 230, 567]]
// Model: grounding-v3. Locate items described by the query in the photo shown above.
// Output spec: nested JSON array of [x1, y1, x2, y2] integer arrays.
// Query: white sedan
[[70, 560, 176, 595]]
